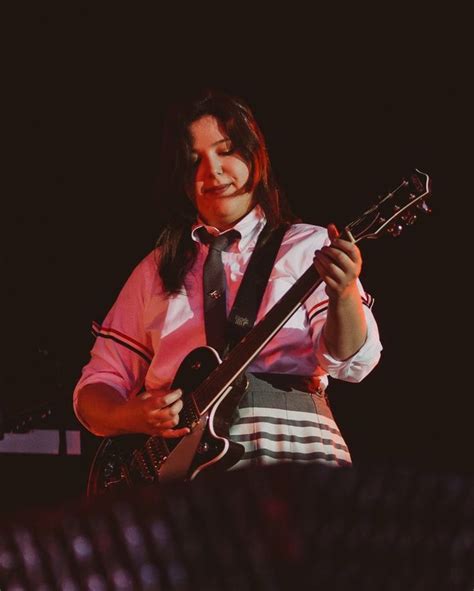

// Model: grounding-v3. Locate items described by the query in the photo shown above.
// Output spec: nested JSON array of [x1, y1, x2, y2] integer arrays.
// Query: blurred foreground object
[[0, 461, 472, 590]]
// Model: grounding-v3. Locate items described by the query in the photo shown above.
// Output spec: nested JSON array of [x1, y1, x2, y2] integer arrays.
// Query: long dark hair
[[155, 89, 298, 294]]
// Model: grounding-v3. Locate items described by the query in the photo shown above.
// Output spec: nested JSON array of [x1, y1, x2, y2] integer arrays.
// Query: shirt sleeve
[[73, 253, 156, 428], [302, 229, 383, 383], [309, 288, 382, 382]]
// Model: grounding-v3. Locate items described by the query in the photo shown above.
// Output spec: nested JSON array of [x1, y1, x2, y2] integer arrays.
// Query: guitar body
[[87, 347, 249, 496]]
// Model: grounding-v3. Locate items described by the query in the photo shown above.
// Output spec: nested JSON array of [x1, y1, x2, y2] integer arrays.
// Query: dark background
[[3, 6, 470, 510]]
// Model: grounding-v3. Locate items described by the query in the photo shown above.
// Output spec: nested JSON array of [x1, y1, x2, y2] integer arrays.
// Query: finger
[[156, 416, 181, 429], [328, 239, 361, 262], [148, 398, 184, 423], [314, 251, 338, 273], [327, 223, 340, 242], [151, 388, 184, 409], [152, 399, 183, 421], [317, 247, 352, 273], [313, 254, 346, 283], [314, 250, 330, 267], [168, 398, 184, 416], [160, 427, 191, 439], [323, 275, 341, 292]]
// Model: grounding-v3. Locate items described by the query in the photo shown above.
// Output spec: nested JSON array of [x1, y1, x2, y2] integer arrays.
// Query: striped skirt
[[229, 373, 352, 469]]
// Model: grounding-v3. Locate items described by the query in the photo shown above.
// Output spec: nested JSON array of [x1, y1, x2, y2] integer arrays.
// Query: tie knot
[[199, 228, 240, 252]]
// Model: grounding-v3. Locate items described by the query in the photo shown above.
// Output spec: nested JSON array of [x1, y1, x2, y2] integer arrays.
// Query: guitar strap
[[225, 223, 289, 354]]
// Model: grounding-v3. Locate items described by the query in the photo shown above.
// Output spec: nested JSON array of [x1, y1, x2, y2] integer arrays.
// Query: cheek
[[232, 159, 250, 183], [186, 171, 202, 195], [185, 178, 200, 203], [193, 180, 205, 199]]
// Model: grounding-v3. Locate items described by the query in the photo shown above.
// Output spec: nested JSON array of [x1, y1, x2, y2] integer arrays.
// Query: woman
[[74, 90, 382, 469]]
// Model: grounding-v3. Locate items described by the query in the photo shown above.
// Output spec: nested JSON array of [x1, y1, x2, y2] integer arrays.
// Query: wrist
[[328, 283, 360, 306], [109, 398, 134, 435]]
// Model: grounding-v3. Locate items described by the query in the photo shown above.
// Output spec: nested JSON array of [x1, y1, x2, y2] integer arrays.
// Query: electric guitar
[[87, 169, 432, 496]]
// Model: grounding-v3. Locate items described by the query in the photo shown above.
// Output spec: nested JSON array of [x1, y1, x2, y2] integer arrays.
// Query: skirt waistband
[[247, 372, 325, 395]]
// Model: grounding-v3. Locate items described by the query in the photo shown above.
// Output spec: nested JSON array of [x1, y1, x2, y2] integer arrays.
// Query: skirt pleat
[[229, 373, 352, 469]]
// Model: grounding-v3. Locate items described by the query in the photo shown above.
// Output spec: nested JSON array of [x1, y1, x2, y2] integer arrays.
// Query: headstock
[[344, 169, 431, 243]]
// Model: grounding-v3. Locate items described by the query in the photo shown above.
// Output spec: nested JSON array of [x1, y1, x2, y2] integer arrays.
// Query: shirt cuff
[[314, 307, 382, 383]]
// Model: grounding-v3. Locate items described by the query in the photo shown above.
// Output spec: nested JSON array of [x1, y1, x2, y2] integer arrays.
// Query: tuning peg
[[416, 200, 432, 214], [387, 223, 404, 237]]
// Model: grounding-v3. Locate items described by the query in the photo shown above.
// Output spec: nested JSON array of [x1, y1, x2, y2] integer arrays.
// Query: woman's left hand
[[313, 224, 362, 301]]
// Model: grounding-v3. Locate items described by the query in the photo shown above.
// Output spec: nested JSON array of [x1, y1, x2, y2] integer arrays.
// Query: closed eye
[[191, 149, 234, 166]]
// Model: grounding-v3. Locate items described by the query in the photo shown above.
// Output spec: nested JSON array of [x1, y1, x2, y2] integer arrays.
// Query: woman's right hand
[[120, 388, 191, 437]]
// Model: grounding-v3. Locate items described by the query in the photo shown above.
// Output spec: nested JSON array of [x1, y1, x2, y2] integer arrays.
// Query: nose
[[200, 154, 222, 178], [209, 158, 222, 178]]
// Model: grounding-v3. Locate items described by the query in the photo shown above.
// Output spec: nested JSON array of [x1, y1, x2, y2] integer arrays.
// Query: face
[[188, 115, 254, 230]]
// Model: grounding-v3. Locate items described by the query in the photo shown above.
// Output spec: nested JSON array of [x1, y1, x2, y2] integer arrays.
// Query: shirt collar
[[191, 205, 267, 253]]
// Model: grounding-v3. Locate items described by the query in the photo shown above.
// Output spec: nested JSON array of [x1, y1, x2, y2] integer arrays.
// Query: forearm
[[323, 286, 367, 361], [75, 382, 135, 436], [75, 381, 190, 438]]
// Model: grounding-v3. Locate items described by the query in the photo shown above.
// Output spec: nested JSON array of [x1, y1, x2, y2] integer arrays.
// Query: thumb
[[327, 223, 340, 242]]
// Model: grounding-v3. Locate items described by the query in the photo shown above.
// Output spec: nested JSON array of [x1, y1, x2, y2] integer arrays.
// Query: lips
[[204, 184, 231, 194]]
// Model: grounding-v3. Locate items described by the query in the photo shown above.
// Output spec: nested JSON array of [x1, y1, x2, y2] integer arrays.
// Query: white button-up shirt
[[74, 206, 382, 431]]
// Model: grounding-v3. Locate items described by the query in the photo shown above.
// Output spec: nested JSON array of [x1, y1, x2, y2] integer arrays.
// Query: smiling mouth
[[204, 184, 231, 194]]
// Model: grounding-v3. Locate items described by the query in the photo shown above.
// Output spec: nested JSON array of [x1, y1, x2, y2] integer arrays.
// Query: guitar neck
[[194, 264, 323, 415], [192, 168, 431, 416]]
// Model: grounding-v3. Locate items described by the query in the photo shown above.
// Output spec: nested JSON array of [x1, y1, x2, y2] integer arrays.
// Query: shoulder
[[272, 223, 329, 273], [139, 248, 160, 269], [121, 249, 161, 293], [130, 249, 158, 275], [283, 222, 329, 247]]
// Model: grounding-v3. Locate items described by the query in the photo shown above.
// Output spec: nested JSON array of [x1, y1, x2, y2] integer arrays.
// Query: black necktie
[[199, 228, 240, 355]]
